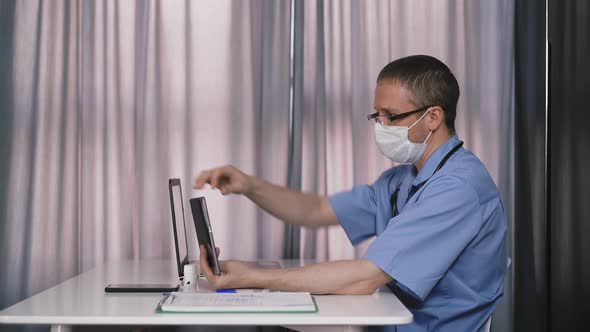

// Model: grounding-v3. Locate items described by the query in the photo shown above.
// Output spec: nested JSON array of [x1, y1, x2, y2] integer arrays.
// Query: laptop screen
[[169, 178, 189, 278]]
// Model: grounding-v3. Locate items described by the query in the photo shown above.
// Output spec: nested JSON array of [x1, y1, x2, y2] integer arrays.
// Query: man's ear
[[427, 106, 445, 131]]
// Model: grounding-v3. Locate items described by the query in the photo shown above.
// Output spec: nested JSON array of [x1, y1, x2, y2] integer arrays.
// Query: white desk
[[0, 259, 412, 332]]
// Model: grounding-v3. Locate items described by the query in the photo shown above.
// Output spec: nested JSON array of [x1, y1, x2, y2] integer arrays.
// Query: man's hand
[[199, 244, 261, 290], [194, 165, 254, 195]]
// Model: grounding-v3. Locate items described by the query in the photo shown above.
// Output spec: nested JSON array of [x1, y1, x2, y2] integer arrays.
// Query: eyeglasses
[[367, 105, 434, 126]]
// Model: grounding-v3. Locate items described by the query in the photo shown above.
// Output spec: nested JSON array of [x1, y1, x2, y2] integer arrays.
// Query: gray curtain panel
[[548, 0, 590, 330], [514, 0, 546, 331], [1, 1, 515, 332]]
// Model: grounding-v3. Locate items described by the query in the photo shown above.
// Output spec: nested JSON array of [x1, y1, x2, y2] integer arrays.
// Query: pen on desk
[[157, 295, 166, 308], [158, 292, 173, 308], [216, 288, 237, 293], [215, 288, 271, 293]]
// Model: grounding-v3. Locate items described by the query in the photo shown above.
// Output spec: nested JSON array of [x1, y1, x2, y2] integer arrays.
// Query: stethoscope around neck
[[390, 141, 464, 218]]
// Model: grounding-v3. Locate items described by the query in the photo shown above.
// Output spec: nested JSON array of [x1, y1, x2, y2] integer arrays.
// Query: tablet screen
[[189, 197, 222, 275]]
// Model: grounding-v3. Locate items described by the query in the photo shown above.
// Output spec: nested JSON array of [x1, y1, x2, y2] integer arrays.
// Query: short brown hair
[[377, 55, 460, 132]]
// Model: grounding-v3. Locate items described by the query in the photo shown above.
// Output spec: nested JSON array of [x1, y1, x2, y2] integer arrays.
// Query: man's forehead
[[373, 80, 417, 110]]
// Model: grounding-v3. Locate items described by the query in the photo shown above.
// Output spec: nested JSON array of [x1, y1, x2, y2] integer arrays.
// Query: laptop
[[168, 178, 199, 281]]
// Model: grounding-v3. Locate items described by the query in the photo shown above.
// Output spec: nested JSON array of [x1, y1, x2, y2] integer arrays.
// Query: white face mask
[[374, 109, 433, 164]]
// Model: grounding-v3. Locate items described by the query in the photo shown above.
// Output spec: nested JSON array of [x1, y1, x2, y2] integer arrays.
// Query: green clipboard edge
[[154, 295, 318, 314]]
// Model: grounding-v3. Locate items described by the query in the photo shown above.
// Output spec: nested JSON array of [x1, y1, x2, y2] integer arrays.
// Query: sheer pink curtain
[[1, 0, 291, 311], [1, 1, 514, 331]]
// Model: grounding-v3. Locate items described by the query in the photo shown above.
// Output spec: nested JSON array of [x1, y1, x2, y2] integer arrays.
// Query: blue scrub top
[[329, 135, 507, 332]]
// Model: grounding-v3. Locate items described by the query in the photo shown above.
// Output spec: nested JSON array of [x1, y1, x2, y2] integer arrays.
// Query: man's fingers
[[194, 170, 212, 189], [215, 247, 221, 257], [209, 169, 224, 189], [211, 169, 233, 192], [195, 166, 242, 194], [195, 170, 211, 187], [219, 183, 233, 195], [199, 245, 215, 279]]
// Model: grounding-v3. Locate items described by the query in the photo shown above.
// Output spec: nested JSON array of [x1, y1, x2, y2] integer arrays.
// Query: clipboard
[[155, 292, 318, 314]]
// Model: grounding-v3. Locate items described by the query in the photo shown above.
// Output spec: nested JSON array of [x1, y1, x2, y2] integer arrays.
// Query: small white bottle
[[182, 263, 199, 288]]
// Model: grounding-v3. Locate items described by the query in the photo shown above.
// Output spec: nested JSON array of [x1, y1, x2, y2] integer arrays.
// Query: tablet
[[189, 197, 222, 276], [105, 283, 179, 293]]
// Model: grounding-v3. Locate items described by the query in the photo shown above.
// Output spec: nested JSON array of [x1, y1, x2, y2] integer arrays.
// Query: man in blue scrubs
[[194, 55, 507, 332]]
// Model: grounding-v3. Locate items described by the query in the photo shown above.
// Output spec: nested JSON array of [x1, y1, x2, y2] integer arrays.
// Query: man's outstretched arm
[[194, 165, 339, 227], [199, 245, 392, 295]]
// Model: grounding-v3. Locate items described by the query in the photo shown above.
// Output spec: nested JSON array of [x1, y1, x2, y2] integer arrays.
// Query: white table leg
[[282, 326, 367, 332], [50, 324, 72, 332]]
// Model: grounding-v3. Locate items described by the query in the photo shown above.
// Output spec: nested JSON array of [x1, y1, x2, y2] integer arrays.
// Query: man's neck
[[414, 130, 454, 172]]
